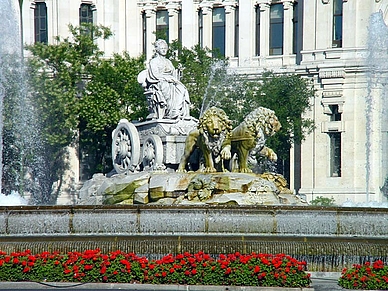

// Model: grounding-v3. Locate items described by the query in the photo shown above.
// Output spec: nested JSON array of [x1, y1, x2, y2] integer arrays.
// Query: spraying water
[[0, 0, 22, 197], [365, 11, 388, 202], [0, 0, 48, 205]]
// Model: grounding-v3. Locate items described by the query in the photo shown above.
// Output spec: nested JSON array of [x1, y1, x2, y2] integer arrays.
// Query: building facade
[[16, 0, 388, 204]]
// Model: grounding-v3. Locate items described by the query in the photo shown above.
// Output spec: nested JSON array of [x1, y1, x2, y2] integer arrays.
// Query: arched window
[[212, 7, 225, 56], [34, 2, 48, 44], [79, 3, 93, 24], [269, 3, 284, 55], [332, 0, 343, 47]]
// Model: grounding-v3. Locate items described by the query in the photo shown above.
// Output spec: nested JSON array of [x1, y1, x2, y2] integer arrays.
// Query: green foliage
[[310, 196, 336, 206], [227, 71, 316, 161], [26, 23, 148, 188]]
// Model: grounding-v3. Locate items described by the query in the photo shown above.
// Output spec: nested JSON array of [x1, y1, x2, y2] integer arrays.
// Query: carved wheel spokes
[[142, 135, 164, 170], [112, 119, 140, 173]]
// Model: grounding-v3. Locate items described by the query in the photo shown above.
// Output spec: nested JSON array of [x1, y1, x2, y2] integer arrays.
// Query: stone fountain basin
[[0, 205, 387, 272]]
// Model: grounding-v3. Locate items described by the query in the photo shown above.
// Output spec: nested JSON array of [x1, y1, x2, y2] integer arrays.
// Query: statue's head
[[154, 39, 168, 56], [198, 107, 232, 138]]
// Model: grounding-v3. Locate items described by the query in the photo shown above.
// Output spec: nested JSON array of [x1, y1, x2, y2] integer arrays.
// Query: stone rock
[[77, 173, 107, 205], [77, 171, 307, 206], [101, 172, 150, 205]]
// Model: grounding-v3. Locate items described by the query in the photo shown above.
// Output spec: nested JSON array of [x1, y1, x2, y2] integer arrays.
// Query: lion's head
[[243, 107, 281, 137], [198, 107, 233, 138]]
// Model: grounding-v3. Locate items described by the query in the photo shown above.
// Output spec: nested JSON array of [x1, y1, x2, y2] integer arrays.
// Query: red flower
[[100, 266, 107, 274], [169, 268, 175, 273], [254, 265, 260, 273], [64, 269, 72, 274], [162, 271, 167, 277], [23, 267, 30, 273], [84, 264, 93, 271], [184, 270, 190, 276], [191, 269, 197, 275]]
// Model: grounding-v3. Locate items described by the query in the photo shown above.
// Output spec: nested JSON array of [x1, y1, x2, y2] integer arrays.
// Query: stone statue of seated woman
[[138, 39, 191, 120]]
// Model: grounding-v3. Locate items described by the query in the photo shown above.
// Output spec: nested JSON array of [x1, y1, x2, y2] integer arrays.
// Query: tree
[[25, 23, 148, 203], [221, 71, 316, 178], [77, 52, 147, 176]]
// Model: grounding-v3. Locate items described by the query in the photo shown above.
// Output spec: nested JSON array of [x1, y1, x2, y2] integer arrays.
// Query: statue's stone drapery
[[138, 39, 190, 120]]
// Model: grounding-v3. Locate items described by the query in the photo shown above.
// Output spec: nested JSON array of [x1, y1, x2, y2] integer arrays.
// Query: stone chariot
[[111, 118, 196, 173]]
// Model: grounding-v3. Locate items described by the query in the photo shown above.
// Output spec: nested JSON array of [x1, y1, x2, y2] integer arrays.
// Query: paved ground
[[0, 272, 343, 290]]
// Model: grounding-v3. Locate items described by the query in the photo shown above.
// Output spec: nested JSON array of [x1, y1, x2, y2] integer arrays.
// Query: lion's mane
[[198, 107, 233, 136], [242, 107, 281, 137]]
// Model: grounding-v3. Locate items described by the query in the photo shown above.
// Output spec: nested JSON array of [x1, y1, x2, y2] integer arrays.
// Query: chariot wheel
[[142, 134, 164, 170], [112, 119, 141, 173]]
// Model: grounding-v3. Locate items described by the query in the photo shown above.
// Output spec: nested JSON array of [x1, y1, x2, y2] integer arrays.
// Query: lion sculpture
[[177, 107, 233, 173], [231, 107, 281, 173]]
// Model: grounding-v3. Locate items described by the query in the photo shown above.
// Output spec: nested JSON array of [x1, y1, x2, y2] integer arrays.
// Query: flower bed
[[339, 260, 388, 290], [0, 249, 311, 288]]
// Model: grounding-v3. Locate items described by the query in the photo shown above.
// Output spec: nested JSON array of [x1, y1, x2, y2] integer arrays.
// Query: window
[[142, 12, 147, 55], [34, 2, 48, 44], [329, 105, 341, 121], [269, 3, 284, 55], [156, 10, 169, 42], [79, 3, 93, 24], [212, 7, 225, 56], [255, 5, 260, 56], [178, 10, 182, 44], [329, 132, 341, 177], [198, 9, 203, 47], [332, 0, 343, 47], [292, 2, 298, 54], [234, 6, 239, 57]]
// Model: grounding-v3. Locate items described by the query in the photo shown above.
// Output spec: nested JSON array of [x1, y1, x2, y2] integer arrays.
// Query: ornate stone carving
[[319, 70, 345, 79]]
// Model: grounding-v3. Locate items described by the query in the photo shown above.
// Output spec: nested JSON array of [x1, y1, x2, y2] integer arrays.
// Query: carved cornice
[[319, 70, 345, 79]]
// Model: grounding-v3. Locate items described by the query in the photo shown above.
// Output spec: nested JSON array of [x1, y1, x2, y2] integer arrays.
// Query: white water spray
[[365, 11, 388, 202]]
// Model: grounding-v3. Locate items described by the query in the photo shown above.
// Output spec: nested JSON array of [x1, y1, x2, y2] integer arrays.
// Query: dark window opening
[[329, 132, 341, 177], [292, 2, 298, 54], [269, 3, 284, 55], [329, 105, 342, 121], [142, 12, 147, 55], [212, 7, 225, 56], [234, 6, 239, 57], [198, 9, 203, 47], [79, 4, 93, 24], [156, 10, 169, 42], [255, 5, 260, 56], [34, 2, 48, 44], [332, 0, 343, 47]]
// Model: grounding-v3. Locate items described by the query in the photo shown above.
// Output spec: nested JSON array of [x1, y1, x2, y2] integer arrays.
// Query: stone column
[[167, 2, 180, 42], [143, 4, 157, 60], [224, 3, 236, 58], [282, 0, 294, 57], [199, 2, 213, 49], [258, 2, 270, 57]]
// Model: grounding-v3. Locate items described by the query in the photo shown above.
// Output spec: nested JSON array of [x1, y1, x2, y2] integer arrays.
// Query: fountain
[[1, 6, 388, 277], [365, 11, 388, 202]]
